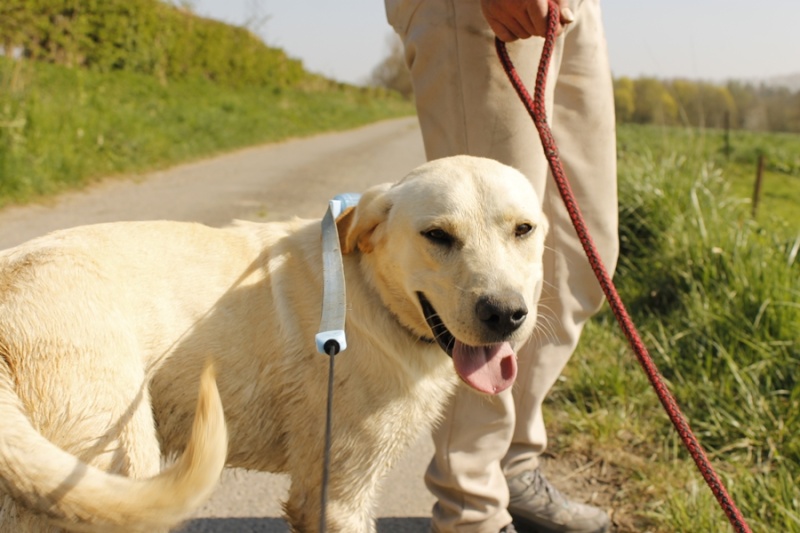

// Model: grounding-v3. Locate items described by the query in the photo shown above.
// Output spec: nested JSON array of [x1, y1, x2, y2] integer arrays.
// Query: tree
[[369, 33, 412, 98], [726, 81, 758, 130], [611, 76, 800, 133], [633, 78, 678, 125], [614, 77, 635, 123], [697, 83, 736, 129], [670, 79, 700, 127]]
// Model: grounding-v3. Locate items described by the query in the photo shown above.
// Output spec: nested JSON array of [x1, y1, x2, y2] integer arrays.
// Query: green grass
[[0, 57, 414, 208], [548, 124, 799, 532], [615, 124, 800, 230]]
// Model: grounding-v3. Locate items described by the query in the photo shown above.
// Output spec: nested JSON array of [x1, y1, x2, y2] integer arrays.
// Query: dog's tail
[[0, 361, 228, 533]]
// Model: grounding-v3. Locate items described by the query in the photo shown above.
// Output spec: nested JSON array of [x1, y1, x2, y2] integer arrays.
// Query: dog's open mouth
[[417, 292, 518, 394]]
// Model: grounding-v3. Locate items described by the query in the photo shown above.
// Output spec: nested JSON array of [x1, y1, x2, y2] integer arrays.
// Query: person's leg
[[499, 1, 619, 531], [384, 0, 615, 531], [425, 386, 517, 532], [503, 0, 619, 479], [386, 1, 562, 531]]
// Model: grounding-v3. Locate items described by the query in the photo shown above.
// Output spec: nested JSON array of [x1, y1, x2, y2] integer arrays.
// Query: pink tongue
[[452, 341, 518, 394]]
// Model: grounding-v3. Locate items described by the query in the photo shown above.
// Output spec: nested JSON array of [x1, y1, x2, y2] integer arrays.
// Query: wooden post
[[724, 112, 731, 160], [752, 154, 765, 218]]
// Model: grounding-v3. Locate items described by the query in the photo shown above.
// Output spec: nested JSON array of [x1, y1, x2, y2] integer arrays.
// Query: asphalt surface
[[0, 117, 438, 532]]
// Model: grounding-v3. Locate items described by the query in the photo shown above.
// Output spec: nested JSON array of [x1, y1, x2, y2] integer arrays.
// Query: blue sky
[[188, 0, 800, 86]]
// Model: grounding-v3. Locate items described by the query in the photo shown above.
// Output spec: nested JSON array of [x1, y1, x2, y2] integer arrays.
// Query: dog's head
[[338, 156, 548, 395]]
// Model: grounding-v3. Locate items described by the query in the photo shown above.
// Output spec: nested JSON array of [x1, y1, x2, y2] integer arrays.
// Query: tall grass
[[617, 124, 800, 226], [0, 57, 413, 208], [549, 124, 799, 531]]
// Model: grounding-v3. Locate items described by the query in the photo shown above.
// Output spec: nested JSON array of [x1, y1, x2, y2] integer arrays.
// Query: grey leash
[[315, 193, 359, 532]]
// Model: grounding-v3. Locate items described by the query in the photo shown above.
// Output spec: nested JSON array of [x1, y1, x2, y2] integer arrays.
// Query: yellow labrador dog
[[0, 155, 548, 532]]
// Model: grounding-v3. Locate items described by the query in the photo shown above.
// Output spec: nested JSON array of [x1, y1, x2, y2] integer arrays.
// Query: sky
[[187, 0, 800, 86]]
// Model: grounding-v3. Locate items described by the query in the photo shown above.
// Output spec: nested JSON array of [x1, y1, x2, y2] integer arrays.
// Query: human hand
[[480, 0, 575, 42]]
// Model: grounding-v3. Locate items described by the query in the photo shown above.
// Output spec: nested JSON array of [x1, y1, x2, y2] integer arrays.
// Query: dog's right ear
[[337, 183, 393, 254]]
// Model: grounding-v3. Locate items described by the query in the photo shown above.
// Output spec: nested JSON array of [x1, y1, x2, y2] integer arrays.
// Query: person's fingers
[[527, 0, 569, 37], [484, 1, 536, 41], [559, 0, 575, 27], [486, 17, 520, 42], [483, 0, 571, 41], [525, 0, 547, 36], [561, 6, 575, 24], [554, 0, 574, 36], [502, 14, 534, 40]]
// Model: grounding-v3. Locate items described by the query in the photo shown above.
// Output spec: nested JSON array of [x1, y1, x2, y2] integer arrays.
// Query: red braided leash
[[494, 4, 752, 532]]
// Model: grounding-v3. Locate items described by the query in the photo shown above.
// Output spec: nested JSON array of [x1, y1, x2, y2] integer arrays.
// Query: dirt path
[[0, 117, 424, 249], [0, 117, 628, 532]]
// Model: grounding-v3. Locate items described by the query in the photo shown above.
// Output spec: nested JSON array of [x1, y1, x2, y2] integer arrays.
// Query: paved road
[[0, 117, 437, 532]]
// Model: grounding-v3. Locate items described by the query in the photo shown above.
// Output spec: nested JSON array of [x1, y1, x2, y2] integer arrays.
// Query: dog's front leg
[[283, 479, 376, 533]]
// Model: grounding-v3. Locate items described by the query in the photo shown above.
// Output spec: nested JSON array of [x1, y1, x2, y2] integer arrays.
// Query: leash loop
[[316, 198, 350, 355], [494, 4, 753, 532], [316, 197, 347, 532], [316, 193, 360, 532]]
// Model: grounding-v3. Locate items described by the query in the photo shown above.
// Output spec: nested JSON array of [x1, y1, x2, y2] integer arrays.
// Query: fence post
[[723, 112, 731, 160], [751, 154, 765, 218]]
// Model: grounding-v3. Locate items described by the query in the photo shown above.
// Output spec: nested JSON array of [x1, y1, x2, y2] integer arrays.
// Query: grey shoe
[[507, 469, 610, 533]]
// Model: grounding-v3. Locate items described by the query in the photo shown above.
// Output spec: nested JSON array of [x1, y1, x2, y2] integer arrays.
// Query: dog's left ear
[[337, 183, 392, 254]]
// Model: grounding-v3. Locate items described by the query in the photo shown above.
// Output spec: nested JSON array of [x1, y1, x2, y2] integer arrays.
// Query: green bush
[[0, 0, 310, 88]]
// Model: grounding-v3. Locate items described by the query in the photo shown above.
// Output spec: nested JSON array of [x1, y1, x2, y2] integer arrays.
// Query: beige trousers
[[385, 0, 618, 530]]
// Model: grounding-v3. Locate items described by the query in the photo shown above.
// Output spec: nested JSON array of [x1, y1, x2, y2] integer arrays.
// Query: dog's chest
[[377, 354, 459, 437]]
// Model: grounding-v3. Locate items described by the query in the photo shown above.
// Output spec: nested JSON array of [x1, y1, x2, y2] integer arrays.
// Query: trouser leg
[[385, 0, 617, 530], [504, 0, 619, 478]]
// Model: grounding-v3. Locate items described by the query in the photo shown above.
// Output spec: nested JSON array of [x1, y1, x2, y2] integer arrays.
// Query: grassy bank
[[548, 125, 799, 531], [0, 57, 414, 208]]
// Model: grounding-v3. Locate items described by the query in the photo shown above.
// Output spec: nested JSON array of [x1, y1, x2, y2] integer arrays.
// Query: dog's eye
[[515, 223, 534, 238], [422, 228, 454, 246]]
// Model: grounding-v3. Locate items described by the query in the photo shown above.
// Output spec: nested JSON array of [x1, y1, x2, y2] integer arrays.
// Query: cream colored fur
[[0, 155, 547, 532]]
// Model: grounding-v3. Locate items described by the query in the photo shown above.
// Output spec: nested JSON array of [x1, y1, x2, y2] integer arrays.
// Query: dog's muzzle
[[417, 292, 518, 395]]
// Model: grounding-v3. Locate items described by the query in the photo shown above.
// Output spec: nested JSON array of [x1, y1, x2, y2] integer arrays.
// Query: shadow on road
[[179, 517, 287, 532], [180, 516, 430, 532]]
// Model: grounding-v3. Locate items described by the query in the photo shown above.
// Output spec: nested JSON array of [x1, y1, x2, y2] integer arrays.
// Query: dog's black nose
[[475, 292, 528, 336]]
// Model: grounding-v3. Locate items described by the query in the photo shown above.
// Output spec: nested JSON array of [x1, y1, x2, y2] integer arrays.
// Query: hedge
[[0, 0, 310, 88]]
